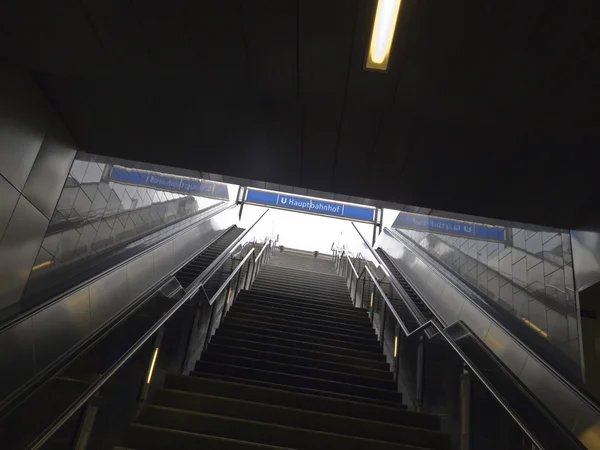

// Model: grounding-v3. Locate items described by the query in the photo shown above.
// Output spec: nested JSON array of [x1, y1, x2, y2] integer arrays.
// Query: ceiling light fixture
[[366, 0, 402, 71]]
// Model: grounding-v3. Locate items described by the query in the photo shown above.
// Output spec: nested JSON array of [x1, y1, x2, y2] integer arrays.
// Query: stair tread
[[194, 360, 401, 402], [202, 349, 395, 388], [230, 306, 373, 330], [155, 389, 449, 448], [219, 322, 381, 352], [190, 371, 401, 408], [233, 302, 370, 325], [164, 375, 439, 427], [227, 310, 376, 336], [138, 405, 432, 450], [237, 295, 367, 318], [224, 316, 380, 345], [207, 342, 392, 379], [124, 423, 290, 449], [211, 335, 389, 369], [216, 328, 386, 360]]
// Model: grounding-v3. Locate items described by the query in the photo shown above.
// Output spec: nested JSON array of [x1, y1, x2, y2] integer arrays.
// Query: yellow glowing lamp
[[366, 0, 402, 71]]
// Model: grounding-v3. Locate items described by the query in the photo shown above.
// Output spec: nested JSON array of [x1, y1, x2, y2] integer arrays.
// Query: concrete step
[[193, 360, 401, 403], [136, 405, 422, 450], [154, 389, 449, 448], [201, 349, 395, 389]]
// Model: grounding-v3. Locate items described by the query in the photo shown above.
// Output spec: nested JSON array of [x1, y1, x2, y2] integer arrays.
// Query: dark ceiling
[[1, 0, 598, 230]]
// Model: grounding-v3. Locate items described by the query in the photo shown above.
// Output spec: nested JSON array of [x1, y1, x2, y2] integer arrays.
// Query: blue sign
[[245, 189, 376, 222], [392, 212, 506, 242], [109, 166, 229, 200]]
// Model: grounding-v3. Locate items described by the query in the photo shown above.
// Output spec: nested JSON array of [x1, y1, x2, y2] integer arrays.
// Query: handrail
[[384, 226, 600, 422], [208, 248, 256, 305], [185, 208, 269, 296], [347, 256, 360, 279], [254, 239, 270, 262], [342, 254, 547, 449], [341, 250, 586, 450], [349, 223, 437, 328], [26, 210, 271, 450], [0, 202, 235, 333], [207, 238, 270, 305]]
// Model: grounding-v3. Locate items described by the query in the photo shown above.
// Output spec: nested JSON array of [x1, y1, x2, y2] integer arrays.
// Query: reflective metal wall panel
[[22, 132, 76, 219], [392, 217, 579, 368], [571, 230, 600, 291], [484, 323, 528, 376], [0, 318, 35, 401], [126, 251, 155, 300], [0, 174, 20, 242], [0, 69, 82, 313], [24, 152, 228, 301], [458, 301, 492, 340], [0, 197, 49, 309], [377, 228, 600, 443], [0, 71, 45, 191], [32, 286, 91, 371], [89, 266, 129, 328], [0, 205, 237, 404], [153, 239, 175, 282]]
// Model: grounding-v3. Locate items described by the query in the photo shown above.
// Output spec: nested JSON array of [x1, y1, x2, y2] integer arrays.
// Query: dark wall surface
[[0, 69, 77, 311]]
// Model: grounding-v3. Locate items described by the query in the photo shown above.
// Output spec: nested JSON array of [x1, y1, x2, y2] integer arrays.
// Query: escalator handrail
[[385, 226, 600, 419], [0, 201, 235, 334], [31, 248, 258, 450], [208, 239, 271, 305], [185, 209, 270, 298], [347, 222, 439, 327], [341, 253, 579, 450], [27, 211, 272, 450]]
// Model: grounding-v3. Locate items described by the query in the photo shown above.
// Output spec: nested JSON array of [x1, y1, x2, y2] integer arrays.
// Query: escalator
[[372, 230, 596, 449], [0, 216, 596, 449], [377, 248, 436, 324], [0, 226, 246, 449], [175, 227, 245, 289]]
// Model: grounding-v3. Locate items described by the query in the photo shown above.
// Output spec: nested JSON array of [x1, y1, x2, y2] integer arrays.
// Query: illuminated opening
[[147, 347, 159, 384], [370, 291, 374, 308], [366, 0, 402, 71], [226, 287, 232, 304], [394, 335, 398, 357]]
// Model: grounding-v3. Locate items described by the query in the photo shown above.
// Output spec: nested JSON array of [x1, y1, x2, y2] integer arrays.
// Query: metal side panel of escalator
[[376, 226, 600, 447], [0, 206, 242, 428], [0, 210, 272, 450]]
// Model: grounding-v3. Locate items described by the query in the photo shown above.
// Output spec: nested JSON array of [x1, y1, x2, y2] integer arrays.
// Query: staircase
[[122, 250, 449, 449]]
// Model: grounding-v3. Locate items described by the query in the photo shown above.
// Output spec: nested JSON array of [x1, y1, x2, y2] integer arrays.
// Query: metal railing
[[25, 237, 274, 450], [0, 208, 274, 450], [333, 245, 585, 450]]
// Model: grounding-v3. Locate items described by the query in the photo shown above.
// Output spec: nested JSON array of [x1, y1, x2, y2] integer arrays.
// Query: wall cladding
[[0, 69, 76, 311], [393, 215, 580, 369], [23, 153, 225, 303]]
